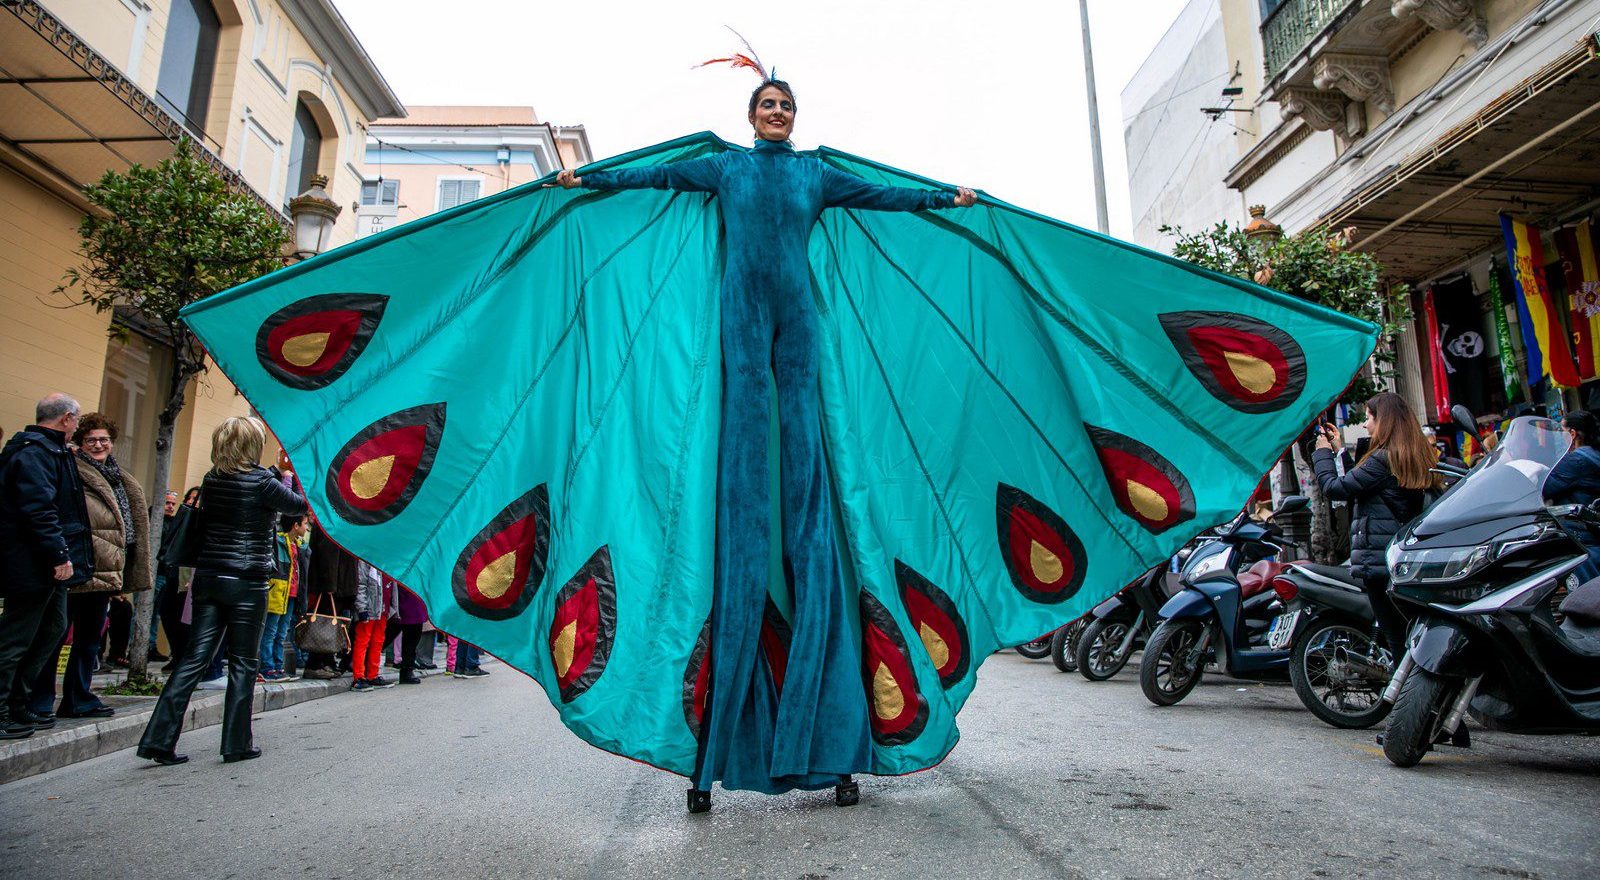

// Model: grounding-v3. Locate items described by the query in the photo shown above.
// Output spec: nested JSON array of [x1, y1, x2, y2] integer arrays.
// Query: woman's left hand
[[953, 187, 977, 208]]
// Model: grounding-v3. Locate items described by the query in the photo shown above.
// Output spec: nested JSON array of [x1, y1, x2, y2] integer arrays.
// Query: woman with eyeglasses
[[26, 413, 151, 719]]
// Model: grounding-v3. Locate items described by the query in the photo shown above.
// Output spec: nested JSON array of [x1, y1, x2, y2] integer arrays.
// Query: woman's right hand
[[553, 169, 583, 189]]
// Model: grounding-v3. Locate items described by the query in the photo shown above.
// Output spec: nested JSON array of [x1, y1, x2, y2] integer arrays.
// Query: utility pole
[[1078, 0, 1110, 234]]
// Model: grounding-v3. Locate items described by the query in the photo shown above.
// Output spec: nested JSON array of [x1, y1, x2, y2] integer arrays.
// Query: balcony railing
[[1262, 0, 1359, 79]]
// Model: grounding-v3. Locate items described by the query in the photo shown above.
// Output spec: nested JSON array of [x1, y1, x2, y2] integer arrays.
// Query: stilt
[[687, 787, 712, 814], [834, 776, 859, 807]]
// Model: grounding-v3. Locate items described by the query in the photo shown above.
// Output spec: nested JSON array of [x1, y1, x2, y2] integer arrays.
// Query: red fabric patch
[[1097, 446, 1183, 530], [1185, 325, 1290, 404], [1005, 506, 1077, 593], [265, 309, 363, 376], [862, 620, 921, 739], [759, 610, 790, 696], [461, 513, 542, 610], [902, 587, 961, 681], [551, 577, 600, 691], [335, 424, 425, 511]]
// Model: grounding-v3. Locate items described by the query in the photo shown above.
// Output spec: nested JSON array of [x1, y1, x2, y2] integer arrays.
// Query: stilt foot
[[835, 779, 859, 807], [687, 787, 712, 814]]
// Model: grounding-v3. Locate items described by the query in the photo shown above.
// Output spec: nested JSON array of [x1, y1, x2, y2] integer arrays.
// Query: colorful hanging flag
[[1486, 269, 1523, 404], [1422, 287, 1452, 422], [1502, 214, 1581, 388], [1556, 219, 1600, 381]]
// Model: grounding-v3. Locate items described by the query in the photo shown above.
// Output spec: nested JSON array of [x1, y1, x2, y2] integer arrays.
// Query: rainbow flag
[[1557, 219, 1600, 381], [1502, 214, 1580, 389]]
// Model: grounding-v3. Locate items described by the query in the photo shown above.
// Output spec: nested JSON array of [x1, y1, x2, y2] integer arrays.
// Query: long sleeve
[[259, 467, 308, 515], [1544, 449, 1600, 504], [1313, 447, 1389, 502], [582, 155, 725, 194], [7, 447, 68, 562], [820, 165, 955, 212]]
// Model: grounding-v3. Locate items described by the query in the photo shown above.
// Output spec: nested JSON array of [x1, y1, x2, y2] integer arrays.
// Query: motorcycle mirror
[[1273, 495, 1309, 516], [1450, 404, 1478, 439]]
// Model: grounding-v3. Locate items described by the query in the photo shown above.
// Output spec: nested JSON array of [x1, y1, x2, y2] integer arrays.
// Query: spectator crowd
[[0, 393, 489, 754]]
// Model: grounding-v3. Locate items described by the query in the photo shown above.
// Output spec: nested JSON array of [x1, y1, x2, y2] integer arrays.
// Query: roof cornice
[[279, 0, 405, 120]]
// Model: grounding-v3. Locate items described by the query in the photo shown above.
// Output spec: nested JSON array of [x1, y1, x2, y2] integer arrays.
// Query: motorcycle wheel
[[1383, 667, 1454, 768], [1015, 634, 1053, 660], [1049, 618, 1088, 673], [1289, 618, 1393, 730], [1139, 619, 1206, 706], [1075, 618, 1135, 681]]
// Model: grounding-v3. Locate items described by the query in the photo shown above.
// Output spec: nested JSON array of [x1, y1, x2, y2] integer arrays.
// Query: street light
[[288, 174, 341, 260]]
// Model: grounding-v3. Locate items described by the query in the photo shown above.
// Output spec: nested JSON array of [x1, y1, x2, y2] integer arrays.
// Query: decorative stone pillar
[[1312, 53, 1395, 114], [1279, 87, 1348, 133], [1391, 0, 1489, 47]]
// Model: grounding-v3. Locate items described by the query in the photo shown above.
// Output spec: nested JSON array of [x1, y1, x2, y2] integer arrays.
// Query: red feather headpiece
[[694, 28, 773, 82]]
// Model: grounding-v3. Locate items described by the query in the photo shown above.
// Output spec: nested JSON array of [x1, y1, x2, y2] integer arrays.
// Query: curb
[[0, 665, 456, 785]]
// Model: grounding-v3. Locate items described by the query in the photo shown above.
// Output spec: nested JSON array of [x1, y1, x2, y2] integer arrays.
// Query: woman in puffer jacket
[[28, 413, 151, 720], [1313, 392, 1441, 660], [138, 417, 305, 766]]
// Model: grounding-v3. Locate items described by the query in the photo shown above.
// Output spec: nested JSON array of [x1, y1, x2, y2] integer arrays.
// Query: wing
[[182, 133, 734, 775], [807, 147, 1378, 774]]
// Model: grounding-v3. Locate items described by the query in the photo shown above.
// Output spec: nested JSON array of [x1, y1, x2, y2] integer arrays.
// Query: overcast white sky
[[335, 0, 1193, 238]]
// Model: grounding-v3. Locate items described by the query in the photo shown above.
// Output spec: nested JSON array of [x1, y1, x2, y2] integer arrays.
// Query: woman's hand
[[953, 187, 977, 208], [551, 169, 583, 189], [1314, 422, 1338, 451]]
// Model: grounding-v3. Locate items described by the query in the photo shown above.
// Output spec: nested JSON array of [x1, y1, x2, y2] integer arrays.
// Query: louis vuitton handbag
[[294, 594, 351, 655]]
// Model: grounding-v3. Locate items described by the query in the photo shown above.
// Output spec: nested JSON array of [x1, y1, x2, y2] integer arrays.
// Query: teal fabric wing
[[182, 132, 1377, 780], [806, 148, 1375, 774]]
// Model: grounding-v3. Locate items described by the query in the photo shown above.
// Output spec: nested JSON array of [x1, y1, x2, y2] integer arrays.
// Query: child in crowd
[[259, 515, 307, 682], [351, 561, 395, 691]]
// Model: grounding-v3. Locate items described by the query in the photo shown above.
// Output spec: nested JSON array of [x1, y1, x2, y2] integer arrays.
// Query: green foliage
[[102, 677, 164, 696], [56, 140, 288, 388], [1160, 220, 1408, 405]]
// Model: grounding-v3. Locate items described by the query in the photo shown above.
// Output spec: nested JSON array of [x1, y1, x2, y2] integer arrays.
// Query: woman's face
[[748, 85, 795, 142], [184, 489, 201, 508], [81, 429, 113, 463]]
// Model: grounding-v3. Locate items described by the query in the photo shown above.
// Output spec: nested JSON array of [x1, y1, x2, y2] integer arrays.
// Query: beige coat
[[75, 457, 152, 594]]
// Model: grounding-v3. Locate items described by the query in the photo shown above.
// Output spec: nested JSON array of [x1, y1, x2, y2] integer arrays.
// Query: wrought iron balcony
[[1262, 0, 1360, 79]]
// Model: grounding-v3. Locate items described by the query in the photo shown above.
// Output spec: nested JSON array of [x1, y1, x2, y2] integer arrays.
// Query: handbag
[[162, 495, 206, 569], [294, 594, 351, 655]]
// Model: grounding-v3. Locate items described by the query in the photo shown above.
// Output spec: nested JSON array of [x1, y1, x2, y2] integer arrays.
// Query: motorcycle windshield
[[1410, 416, 1569, 536]]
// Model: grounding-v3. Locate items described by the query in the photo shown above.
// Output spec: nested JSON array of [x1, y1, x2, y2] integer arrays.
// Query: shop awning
[[0, 0, 283, 220], [1321, 32, 1600, 281]]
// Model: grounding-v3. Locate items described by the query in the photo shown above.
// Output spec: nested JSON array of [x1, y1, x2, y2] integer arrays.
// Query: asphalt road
[[2, 653, 1597, 880]]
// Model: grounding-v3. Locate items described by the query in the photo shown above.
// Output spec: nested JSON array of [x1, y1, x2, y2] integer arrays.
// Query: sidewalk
[[0, 655, 465, 785]]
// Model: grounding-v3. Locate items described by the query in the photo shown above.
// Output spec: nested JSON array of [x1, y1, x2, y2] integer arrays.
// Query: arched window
[[155, 0, 221, 134], [286, 101, 323, 202]]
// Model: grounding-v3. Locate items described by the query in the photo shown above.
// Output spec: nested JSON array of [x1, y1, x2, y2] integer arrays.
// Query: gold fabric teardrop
[[349, 455, 396, 500], [1125, 479, 1170, 522], [475, 551, 518, 599], [918, 622, 950, 671], [281, 332, 331, 367], [1029, 540, 1064, 584], [1223, 350, 1277, 394], [872, 661, 904, 720], [553, 620, 578, 677]]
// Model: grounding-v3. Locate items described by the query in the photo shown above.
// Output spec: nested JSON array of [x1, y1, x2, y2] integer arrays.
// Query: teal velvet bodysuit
[[583, 138, 956, 793]]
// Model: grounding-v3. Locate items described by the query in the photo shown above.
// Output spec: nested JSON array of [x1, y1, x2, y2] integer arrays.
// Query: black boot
[[835, 777, 859, 806], [687, 788, 712, 814], [136, 746, 189, 766]]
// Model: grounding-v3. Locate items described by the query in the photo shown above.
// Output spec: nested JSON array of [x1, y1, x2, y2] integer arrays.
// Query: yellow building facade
[[0, 0, 404, 496]]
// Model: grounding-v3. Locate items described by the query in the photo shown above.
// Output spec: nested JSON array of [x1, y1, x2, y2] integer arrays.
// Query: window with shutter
[[361, 180, 400, 206], [437, 179, 481, 210]]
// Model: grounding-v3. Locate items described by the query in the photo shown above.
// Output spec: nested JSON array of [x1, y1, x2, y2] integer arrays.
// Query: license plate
[[1267, 610, 1300, 650]]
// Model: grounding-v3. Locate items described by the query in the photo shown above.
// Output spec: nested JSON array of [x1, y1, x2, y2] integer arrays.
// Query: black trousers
[[1362, 575, 1409, 659], [158, 579, 190, 667], [27, 591, 111, 714], [0, 583, 68, 715], [393, 622, 422, 672], [139, 570, 267, 757]]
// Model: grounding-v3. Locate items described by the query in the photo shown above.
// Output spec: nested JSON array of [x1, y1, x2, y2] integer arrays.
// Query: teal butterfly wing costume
[[182, 131, 1377, 795]]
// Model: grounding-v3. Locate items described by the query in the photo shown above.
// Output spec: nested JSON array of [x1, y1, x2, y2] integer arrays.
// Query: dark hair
[[279, 514, 305, 531], [72, 412, 118, 446], [183, 486, 201, 506], [1566, 410, 1600, 450], [748, 79, 796, 116]]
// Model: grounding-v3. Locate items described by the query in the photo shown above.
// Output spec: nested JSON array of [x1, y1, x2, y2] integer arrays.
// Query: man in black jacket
[[0, 394, 92, 738]]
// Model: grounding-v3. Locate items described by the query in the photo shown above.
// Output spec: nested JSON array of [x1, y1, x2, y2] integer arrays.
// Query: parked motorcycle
[[1379, 415, 1600, 766], [1015, 632, 1055, 660], [1048, 617, 1090, 672], [1073, 563, 1179, 680], [1269, 563, 1390, 728], [1139, 497, 1308, 706]]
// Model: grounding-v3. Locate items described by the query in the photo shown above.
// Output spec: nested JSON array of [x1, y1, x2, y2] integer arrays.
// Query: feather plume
[[693, 27, 770, 81]]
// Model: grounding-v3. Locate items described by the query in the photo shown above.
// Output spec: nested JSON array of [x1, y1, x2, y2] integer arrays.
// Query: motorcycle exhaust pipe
[[1382, 648, 1414, 704], [1442, 675, 1482, 734]]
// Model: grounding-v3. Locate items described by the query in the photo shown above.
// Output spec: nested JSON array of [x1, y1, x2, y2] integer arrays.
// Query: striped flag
[[1556, 219, 1600, 381], [1501, 214, 1581, 389]]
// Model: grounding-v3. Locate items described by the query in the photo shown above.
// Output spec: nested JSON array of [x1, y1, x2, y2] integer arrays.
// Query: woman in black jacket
[[1312, 392, 1440, 660], [138, 417, 306, 765]]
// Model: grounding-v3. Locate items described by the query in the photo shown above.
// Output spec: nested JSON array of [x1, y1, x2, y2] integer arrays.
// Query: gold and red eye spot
[[1085, 426, 1196, 535], [895, 561, 969, 690], [996, 484, 1087, 604], [255, 293, 387, 390], [682, 617, 711, 740], [760, 598, 792, 698], [859, 590, 929, 747], [549, 546, 617, 703], [325, 403, 444, 525], [1159, 311, 1306, 413], [451, 485, 550, 620]]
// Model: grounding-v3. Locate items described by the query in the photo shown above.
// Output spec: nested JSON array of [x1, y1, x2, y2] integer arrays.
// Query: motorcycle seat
[[1293, 563, 1364, 589], [1560, 577, 1600, 626], [1238, 560, 1289, 599], [1558, 618, 1600, 657]]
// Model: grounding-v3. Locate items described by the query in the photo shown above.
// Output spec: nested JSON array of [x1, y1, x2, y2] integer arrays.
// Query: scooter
[[1073, 563, 1181, 681], [1015, 632, 1056, 660], [1268, 563, 1390, 728], [1379, 415, 1600, 766], [1048, 617, 1090, 672], [1139, 496, 1308, 706]]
